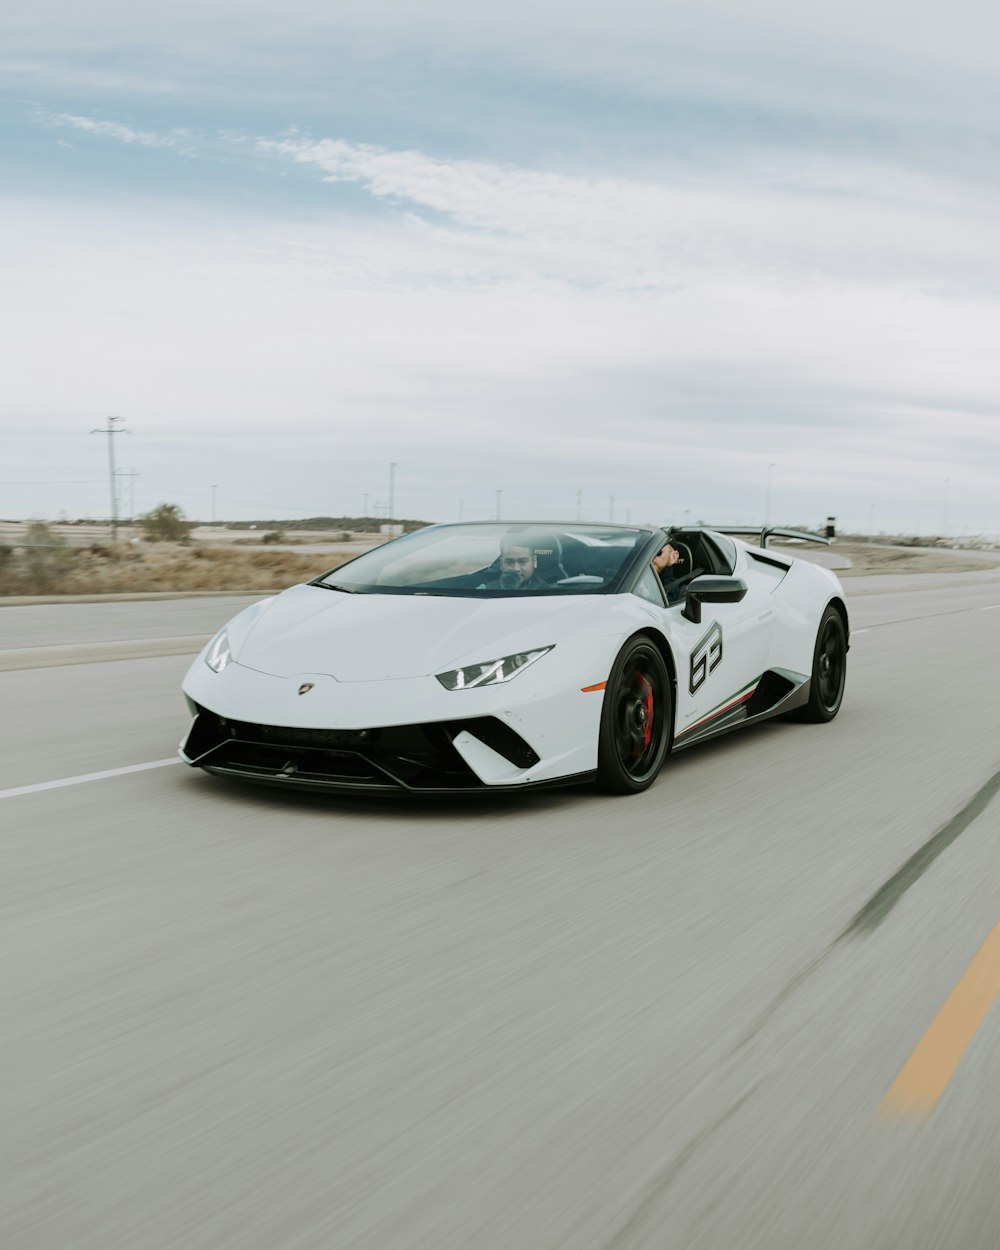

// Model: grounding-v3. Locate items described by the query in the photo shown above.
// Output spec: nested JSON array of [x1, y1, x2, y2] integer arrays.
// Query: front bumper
[[180, 636, 612, 792], [180, 705, 593, 793]]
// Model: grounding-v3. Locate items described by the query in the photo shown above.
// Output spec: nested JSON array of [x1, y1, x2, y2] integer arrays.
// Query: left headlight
[[205, 628, 232, 673], [436, 646, 553, 691]]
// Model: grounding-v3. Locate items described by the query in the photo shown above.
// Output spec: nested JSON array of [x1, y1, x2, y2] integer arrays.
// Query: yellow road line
[[882, 920, 1000, 1119]]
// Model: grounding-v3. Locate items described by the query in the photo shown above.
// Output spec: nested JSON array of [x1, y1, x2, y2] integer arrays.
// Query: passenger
[[652, 541, 686, 604], [483, 536, 549, 590]]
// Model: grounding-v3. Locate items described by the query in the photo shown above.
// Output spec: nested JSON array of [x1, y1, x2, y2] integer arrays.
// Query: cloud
[[7, 0, 1000, 143], [256, 135, 1000, 316], [4, 0, 1000, 532], [52, 113, 181, 148], [2, 152, 998, 531]]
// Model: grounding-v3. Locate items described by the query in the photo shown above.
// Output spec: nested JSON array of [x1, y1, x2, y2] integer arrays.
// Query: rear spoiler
[[703, 526, 833, 549]]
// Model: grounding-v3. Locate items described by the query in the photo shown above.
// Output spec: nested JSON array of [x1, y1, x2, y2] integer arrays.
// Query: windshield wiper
[[315, 582, 358, 593]]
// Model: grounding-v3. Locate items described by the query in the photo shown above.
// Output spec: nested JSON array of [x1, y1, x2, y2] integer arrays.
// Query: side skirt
[[672, 668, 809, 752]]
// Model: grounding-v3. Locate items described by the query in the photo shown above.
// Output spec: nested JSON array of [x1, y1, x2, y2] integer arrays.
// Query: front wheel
[[793, 605, 847, 722], [596, 637, 672, 794]]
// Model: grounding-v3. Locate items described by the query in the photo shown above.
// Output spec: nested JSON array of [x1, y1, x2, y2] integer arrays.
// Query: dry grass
[[0, 543, 346, 596], [828, 542, 1000, 576]]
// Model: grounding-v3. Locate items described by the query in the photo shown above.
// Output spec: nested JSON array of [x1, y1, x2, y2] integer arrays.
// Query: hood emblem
[[298, 682, 315, 695]]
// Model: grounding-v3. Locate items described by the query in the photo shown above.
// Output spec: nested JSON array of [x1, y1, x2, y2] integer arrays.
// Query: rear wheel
[[596, 637, 672, 794], [793, 605, 847, 722]]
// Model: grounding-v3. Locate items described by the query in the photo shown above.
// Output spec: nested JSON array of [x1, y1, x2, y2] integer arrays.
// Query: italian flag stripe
[[680, 676, 761, 736]]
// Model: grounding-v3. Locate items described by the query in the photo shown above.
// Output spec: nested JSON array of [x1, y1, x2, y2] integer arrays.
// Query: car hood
[[231, 583, 620, 681]]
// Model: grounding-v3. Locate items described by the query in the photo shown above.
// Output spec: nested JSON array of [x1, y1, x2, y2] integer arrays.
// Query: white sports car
[[180, 521, 848, 795]]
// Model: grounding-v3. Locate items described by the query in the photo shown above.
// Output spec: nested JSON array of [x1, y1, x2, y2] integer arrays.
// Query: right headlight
[[205, 628, 232, 673], [436, 646, 553, 691]]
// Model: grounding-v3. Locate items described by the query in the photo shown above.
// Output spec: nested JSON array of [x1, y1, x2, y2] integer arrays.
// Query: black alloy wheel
[[596, 637, 672, 794], [794, 605, 847, 723]]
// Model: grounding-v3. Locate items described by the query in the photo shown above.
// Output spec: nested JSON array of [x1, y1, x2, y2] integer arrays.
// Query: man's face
[[652, 543, 681, 574], [500, 545, 536, 586]]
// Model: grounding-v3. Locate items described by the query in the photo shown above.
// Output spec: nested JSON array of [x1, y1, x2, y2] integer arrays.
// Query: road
[[3, 575, 1000, 1249]]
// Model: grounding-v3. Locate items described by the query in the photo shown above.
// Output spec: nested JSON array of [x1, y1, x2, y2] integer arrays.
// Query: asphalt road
[[3, 575, 1000, 1249]]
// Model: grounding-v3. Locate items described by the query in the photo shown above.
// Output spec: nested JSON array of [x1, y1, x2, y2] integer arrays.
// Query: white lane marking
[[981, 605, 1000, 611], [0, 757, 182, 801]]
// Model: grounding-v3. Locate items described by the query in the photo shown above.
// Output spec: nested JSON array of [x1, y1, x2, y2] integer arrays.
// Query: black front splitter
[[189, 758, 596, 797]]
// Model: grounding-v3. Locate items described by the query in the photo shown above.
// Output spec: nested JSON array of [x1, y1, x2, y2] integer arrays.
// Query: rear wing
[[702, 526, 833, 549]]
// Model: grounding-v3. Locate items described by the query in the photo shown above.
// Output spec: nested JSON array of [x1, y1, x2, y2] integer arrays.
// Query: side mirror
[[682, 576, 748, 624]]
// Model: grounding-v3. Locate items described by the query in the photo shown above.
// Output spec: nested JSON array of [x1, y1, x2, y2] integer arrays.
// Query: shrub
[[140, 503, 192, 543], [23, 522, 76, 592], [261, 530, 287, 544]]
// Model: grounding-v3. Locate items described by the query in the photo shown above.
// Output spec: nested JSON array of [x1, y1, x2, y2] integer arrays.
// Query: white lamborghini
[[180, 521, 848, 795]]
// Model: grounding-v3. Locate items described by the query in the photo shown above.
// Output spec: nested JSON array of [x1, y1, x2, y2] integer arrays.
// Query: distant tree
[[140, 503, 192, 543]]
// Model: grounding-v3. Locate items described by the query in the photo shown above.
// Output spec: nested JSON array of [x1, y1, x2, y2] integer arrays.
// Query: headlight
[[436, 646, 553, 691], [205, 628, 232, 673]]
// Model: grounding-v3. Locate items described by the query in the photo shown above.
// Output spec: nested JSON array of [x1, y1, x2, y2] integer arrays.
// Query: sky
[[3, 0, 1000, 534]]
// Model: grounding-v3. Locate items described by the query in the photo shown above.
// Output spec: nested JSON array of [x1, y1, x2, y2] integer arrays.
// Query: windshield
[[314, 523, 654, 596]]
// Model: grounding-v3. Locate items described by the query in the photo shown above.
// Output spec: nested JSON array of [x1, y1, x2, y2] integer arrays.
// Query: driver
[[483, 535, 549, 590], [652, 541, 686, 604]]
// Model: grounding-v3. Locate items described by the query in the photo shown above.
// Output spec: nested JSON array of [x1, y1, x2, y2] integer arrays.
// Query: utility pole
[[388, 463, 399, 530], [91, 416, 128, 542]]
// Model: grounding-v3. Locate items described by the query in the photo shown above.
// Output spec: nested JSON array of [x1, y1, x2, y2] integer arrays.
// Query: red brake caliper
[[637, 674, 654, 751]]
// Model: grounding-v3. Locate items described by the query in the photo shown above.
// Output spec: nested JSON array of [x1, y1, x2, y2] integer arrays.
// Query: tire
[[596, 637, 672, 794], [792, 605, 847, 723]]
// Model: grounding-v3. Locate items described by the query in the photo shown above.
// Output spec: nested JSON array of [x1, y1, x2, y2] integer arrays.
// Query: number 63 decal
[[689, 620, 723, 694]]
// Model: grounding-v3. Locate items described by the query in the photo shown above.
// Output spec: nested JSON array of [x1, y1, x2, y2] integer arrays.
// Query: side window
[[632, 564, 667, 606]]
